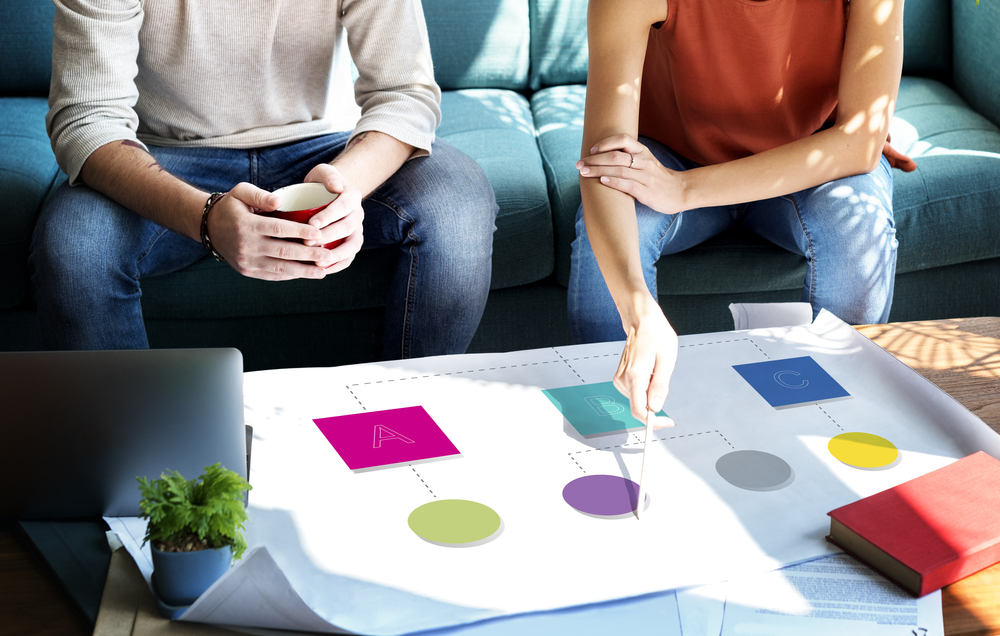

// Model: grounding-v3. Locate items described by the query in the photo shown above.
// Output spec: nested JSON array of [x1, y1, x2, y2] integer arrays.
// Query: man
[[31, 0, 497, 360]]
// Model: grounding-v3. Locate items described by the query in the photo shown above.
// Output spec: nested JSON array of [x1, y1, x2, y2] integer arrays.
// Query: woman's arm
[[580, 0, 906, 213], [581, 0, 676, 425]]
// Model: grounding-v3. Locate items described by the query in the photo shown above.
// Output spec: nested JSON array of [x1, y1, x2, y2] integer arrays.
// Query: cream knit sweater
[[47, 0, 442, 185]]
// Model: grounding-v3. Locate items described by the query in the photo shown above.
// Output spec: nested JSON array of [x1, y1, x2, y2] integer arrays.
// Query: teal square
[[542, 382, 664, 438]]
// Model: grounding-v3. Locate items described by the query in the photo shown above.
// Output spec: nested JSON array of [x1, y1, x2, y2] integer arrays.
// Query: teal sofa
[[3, 0, 1000, 371]]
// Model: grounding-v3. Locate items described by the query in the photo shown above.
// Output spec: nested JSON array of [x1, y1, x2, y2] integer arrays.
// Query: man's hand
[[301, 164, 365, 274], [79, 141, 345, 282], [207, 183, 338, 280]]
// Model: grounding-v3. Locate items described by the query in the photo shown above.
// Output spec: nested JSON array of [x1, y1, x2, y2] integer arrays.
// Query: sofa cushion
[[889, 76, 1000, 274], [0, 98, 61, 310], [140, 247, 397, 321], [531, 84, 586, 287], [0, 0, 54, 97], [953, 0, 1000, 127], [528, 0, 588, 90], [423, 0, 530, 91], [438, 89, 554, 290]]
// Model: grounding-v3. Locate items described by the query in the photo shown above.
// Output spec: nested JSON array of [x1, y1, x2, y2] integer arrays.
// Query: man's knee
[[412, 143, 498, 246], [31, 185, 136, 285]]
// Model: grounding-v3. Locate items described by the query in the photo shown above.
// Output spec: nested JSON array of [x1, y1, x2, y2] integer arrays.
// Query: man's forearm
[[330, 131, 415, 197], [79, 141, 209, 242]]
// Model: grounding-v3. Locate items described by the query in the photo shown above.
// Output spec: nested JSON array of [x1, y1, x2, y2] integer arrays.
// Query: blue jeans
[[568, 137, 897, 343], [30, 134, 498, 359]]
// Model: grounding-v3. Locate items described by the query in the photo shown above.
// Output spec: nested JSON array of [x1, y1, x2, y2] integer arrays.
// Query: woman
[[572, 0, 913, 425]]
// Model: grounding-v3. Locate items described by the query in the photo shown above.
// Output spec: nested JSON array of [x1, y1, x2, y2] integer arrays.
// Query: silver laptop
[[0, 348, 247, 519]]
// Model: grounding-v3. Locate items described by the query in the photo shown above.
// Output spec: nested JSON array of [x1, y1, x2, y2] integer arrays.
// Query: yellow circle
[[828, 432, 898, 468]]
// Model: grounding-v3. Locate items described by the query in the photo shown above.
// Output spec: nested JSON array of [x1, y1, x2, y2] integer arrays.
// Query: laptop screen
[[0, 348, 246, 519]]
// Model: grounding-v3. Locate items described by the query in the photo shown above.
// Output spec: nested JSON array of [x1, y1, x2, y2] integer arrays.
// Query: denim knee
[[396, 142, 498, 272], [790, 158, 897, 324], [30, 184, 133, 294]]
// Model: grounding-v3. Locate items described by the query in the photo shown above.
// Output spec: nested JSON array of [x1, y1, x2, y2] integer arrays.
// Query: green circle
[[407, 499, 502, 547]]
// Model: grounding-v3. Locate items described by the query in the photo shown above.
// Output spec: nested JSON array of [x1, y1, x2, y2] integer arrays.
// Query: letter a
[[373, 425, 415, 449], [584, 395, 626, 417]]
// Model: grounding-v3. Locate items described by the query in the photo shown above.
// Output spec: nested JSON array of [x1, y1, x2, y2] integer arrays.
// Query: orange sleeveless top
[[639, 0, 847, 166]]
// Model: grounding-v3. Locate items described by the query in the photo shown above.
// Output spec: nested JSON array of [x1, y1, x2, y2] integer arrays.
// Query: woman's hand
[[614, 294, 678, 429], [577, 134, 688, 216]]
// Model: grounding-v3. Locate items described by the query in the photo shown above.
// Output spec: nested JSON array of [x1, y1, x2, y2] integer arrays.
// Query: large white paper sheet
[[111, 312, 1000, 634], [106, 518, 684, 635]]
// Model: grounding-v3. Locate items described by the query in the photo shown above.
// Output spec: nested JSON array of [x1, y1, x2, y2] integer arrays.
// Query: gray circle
[[716, 450, 795, 492]]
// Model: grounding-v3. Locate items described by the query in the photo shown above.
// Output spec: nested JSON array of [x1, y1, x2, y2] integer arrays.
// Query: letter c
[[773, 370, 809, 390]]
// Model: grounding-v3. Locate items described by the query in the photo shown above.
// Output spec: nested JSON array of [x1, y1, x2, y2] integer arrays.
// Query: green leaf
[[136, 463, 252, 559]]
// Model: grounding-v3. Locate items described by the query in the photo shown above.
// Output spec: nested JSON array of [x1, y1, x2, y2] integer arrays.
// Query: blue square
[[542, 382, 665, 438], [732, 356, 850, 408]]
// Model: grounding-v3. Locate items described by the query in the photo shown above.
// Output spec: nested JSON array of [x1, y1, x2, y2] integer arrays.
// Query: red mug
[[259, 183, 344, 250]]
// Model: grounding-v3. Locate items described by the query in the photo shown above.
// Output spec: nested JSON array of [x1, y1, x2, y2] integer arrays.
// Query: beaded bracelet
[[199, 192, 228, 262]]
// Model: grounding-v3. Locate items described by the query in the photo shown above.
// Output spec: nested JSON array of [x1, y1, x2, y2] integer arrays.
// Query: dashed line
[[410, 465, 436, 498], [715, 430, 735, 449], [678, 337, 750, 349], [748, 339, 770, 360], [347, 386, 366, 410], [816, 406, 844, 431], [569, 429, 735, 454], [554, 350, 585, 383], [568, 454, 587, 474], [351, 360, 559, 386], [348, 341, 756, 387], [345, 338, 782, 390]]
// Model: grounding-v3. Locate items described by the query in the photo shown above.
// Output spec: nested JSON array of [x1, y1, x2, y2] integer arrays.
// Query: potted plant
[[137, 463, 252, 608]]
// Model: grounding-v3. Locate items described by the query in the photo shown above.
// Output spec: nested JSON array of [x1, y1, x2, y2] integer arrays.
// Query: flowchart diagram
[[231, 311, 1000, 634]]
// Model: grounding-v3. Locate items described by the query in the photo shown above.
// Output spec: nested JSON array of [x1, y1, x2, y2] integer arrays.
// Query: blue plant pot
[[151, 544, 233, 607]]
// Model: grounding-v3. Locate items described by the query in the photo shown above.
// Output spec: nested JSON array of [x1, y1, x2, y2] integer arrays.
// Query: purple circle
[[562, 475, 644, 516]]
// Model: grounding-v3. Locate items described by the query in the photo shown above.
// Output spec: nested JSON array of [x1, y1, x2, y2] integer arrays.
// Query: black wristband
[[199, 192, 228, 262]]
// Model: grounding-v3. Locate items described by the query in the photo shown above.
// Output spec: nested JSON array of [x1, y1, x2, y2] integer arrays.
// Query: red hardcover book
[[827, 451, 1000, 596]]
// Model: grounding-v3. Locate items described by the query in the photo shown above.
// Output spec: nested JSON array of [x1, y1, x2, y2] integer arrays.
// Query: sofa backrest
[[525, 0, 956, 92], [1, 0, 964, 98], [902, 0, 953, 81], [953, 0, 1000, 127], [529, 0, 587, 90], [0, 0, 55, 97], [423, 0, 531, 91]]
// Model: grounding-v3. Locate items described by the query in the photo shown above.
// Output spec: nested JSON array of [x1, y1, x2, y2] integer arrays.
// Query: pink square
[[314, 406, 460, 472]]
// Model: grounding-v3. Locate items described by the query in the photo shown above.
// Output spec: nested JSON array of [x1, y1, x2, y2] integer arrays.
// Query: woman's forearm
[[679, 125, 880, 211]]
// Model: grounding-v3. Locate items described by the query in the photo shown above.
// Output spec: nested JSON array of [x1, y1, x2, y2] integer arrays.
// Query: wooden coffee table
[[2, 318, 999, 636], [855, 318, 1000, 636]]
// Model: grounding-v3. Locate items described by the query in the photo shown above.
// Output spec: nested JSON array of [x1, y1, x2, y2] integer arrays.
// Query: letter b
[[584, 395, 625, 417]]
